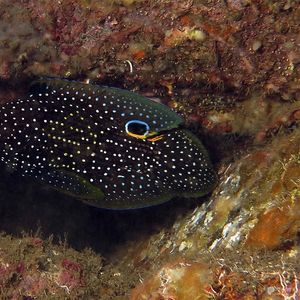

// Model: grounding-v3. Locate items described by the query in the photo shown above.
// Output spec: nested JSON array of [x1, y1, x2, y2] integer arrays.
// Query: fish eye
[[125, 120, 150, 137]]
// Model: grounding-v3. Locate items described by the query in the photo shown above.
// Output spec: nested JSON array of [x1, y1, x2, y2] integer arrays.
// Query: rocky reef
[[0, 0, 299, 299], [129, 127, 300, 299]]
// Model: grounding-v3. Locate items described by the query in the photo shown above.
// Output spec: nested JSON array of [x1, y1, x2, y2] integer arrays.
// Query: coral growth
[[0, 0, 299, 299], [0, 234, 102, 298], [0, 0, 299, 145], [121, 127, 300, 299], [0, 233, 135, 299], [131, 254, 300, 300], [131, 260, 212, 300], [0, 0, 298, 104]]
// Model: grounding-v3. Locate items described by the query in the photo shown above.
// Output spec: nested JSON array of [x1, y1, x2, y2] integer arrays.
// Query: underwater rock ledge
[[126, 127, 300, 299], [0, 0, 299, 104], [0, 0, 299, 299], [1, 123, 300, 298]]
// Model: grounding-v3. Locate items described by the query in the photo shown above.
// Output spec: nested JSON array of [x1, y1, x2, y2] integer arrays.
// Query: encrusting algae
[[0, 0, 299, 299]]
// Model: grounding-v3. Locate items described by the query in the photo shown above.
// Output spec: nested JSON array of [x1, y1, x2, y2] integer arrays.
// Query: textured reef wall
[[0, 0, 299, 299], [129, 127, 300, 299], [1, 0, 299, 102]]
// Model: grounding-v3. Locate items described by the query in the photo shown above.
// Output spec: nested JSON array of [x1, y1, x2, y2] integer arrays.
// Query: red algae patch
[[0, 234, 102, 298], [0, 233, 138, 299]]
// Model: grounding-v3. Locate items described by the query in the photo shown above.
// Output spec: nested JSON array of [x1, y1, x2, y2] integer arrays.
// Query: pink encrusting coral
[[0, 234, 103, 298]]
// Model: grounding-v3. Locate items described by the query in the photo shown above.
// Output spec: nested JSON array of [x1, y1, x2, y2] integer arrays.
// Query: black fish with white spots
[[0, 78, 216, 209]]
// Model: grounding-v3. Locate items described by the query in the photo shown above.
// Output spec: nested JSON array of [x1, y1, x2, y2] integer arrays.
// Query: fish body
[[0, 79, 216, 209]]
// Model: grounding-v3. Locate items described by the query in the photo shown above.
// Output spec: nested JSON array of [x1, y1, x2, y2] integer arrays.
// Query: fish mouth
[[127, 130, 164, 141], [126, 127, 182, 142], [145, 124, 186, 142]]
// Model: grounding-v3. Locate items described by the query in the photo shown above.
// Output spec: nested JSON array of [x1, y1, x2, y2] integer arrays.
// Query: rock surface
[[0, 0, 299, 299]]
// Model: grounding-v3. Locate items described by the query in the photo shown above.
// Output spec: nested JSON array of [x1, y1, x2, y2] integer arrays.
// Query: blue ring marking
[[125, 120, 150, 136]]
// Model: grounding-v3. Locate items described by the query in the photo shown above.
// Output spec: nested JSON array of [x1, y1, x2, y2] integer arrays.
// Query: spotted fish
[[0, 78, 216, 209]]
